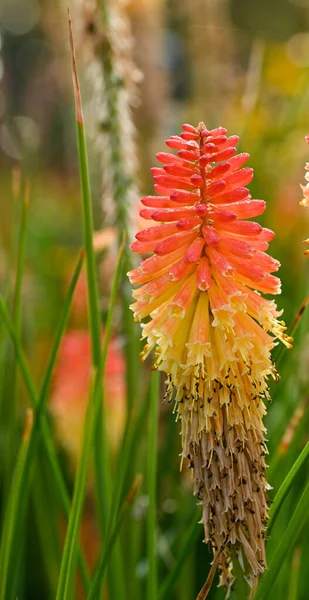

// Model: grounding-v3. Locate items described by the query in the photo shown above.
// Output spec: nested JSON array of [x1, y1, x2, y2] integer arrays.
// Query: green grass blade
[[274, 292, 309, 368], [2, 182, 30, 498], [31, 463, 62, 597], [159, 514, 200, 600], [68, 6, 110, 535], [56, 238, 124, 600], [147, 370, 160, 600], [12, 182, 30, 334], [108, 385, 149, 532], [37, 251, 90, 590], [0, 170, 21, 359], [91, 234, 126, 527], [68, 11, 126, 599], [94, 239, 125, 598], [56, 370, 97, 600], [255, 478, 309, 600], [104, 376, 149, 600], [0, 411, 33, 599], [41, 422, 90, 590], [0, 255, 90, 591], [268, 439, 309, 533], [87, 475, 142, 600], [288, 546, 302, 600], [39, 252, 84, 402], [0, 297, 37, 406]]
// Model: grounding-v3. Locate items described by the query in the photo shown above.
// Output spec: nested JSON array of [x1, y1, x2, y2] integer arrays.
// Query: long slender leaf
[[3, 182, 30, 499], [159, 514, 200, 600], [147, 370, 160, 600], [255, 478, 309, 600], [108, 383, 149, 532], [31, 462, 62, 597], [56, 236, 124, 599], [288, 546, 302, 600], [0, 297, 37, 407], [67, 10, 125, 599], [92, 235, 125, 598], [68, 3, 109, 534], [0, 254, 90, 591], [268, 439, 309, 533], [0, 169, 21, 360], [12, 182, 30, 334], [0, 411, 33, 599], [274, 291, 309, 369], [87, 475, 142, 600], [56, 369, 96, 600]]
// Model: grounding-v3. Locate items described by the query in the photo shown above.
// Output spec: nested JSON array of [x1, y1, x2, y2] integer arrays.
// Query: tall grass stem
[[147, 370, 160, 600]]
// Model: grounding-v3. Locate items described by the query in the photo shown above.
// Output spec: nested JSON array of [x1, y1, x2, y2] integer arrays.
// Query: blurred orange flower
[[50, 329, 126, 465]]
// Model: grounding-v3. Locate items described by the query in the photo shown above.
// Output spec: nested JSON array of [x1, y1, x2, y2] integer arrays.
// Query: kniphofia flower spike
[[129, 123, 292, 592]]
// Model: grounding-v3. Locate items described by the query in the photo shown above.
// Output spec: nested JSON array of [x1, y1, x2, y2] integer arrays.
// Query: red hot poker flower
[[129, 123, 291, 592]]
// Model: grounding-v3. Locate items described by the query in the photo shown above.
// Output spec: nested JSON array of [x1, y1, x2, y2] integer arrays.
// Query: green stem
[[56, 238, 124, 599], [108, 388, 149, 532], [0, 169, 21, 350], [106, 379, 149, 600], [268, 439, 309, 533], [68, 6, 110, 537], [87, 475, 142, 600], [159, 514, 200, 600], [123, 264, 140, 416], [68, 10, 126, 599], [56, 370, 97, 600], [96, 241, 125, 599], [0, 412, 32, 599], [147, 370, 160, 600], [0, 296, 37, 405], [288, 546, 301, 600], [77, 113, 113, 536], [2, 182, 29, 501], [31, 462, 62, 597], [40, 251, 81, 386], [255, 479, 309, 600], [12, 182, 30, 334], [274, 292, 309, 369], [0, 255, 90, 592]]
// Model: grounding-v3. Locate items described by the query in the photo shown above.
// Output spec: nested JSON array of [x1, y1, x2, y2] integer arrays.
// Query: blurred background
[[1, 0, 309, 598]]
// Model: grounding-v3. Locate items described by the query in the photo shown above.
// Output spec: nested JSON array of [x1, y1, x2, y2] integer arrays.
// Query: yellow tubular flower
[[128, 123, 292, 592]]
